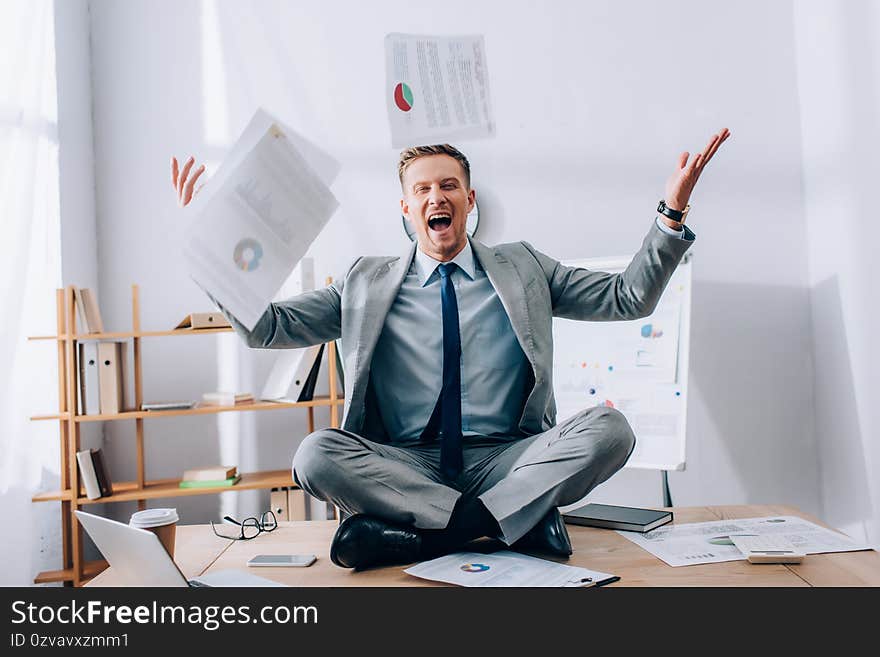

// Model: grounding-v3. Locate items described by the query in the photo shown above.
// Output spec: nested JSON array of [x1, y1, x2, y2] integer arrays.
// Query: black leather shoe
[[512, 508, 573, 558], [330, 514, 422, 570]]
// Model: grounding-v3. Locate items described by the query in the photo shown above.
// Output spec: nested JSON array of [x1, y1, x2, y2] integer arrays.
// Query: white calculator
[[730, 534, 806, 564]]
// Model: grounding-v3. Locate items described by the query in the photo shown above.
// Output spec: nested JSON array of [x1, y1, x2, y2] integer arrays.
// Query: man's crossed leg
[[292, 406, 635, 569]]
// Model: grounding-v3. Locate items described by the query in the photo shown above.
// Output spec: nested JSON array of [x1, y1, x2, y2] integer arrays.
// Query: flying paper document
[[182, 109, 339, 330], [385, 33, 495, 148]]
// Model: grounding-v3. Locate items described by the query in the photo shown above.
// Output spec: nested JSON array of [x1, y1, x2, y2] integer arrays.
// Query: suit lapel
[[470, 238, 535, 366], [355, 241, 416, 382]]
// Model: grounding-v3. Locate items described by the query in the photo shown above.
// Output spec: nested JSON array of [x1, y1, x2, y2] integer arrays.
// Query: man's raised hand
[[664, 128, 730, 213], [171, 155, 206, 207]]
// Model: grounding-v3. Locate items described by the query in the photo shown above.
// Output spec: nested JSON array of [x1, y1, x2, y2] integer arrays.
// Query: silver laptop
[[75, 510, 284, 587]]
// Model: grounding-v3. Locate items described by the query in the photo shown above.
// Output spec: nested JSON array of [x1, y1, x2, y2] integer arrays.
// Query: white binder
[[77, 342, 100, 415], [259, 344, 324, 403], [97, 341, 129, 415]]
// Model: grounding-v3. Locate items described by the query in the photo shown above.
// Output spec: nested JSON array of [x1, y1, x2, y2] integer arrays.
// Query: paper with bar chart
[[385, 33, 495, 147], [181, 109, 339, 330]]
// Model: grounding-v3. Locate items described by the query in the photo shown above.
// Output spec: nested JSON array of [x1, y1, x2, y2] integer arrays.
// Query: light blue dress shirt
[[371, 239, 530, 442], [654, 216, 694, 240], [370, 218, 692, 443]]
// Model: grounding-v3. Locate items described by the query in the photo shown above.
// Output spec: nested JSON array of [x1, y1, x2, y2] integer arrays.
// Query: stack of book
[[201, 392, 254, 407], [179, 465, 241, 489], [76, 448, 113, 499]]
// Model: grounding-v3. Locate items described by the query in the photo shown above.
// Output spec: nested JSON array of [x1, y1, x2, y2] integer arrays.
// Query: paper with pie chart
[[405, 551, 617, 587], [182, 108, 339, 330], [385, 33, 495, 148]]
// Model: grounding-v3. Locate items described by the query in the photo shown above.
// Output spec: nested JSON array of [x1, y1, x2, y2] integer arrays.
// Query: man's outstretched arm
[[204, 284, 343, 349], [526, 128, 730, 320], [172, 153, 345, 349]]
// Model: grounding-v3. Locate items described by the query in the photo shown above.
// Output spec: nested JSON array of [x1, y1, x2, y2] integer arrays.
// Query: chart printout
[[385, 33, 495, 147]]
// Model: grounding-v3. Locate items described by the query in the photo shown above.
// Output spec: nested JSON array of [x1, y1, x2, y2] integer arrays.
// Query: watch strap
[[657, 199, 689, 222]]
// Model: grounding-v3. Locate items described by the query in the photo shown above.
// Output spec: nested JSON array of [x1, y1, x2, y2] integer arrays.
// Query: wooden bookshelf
[[29, 283, 342, 586]]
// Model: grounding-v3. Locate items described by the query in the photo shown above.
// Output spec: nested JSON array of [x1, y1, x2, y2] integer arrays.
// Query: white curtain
[[0, 0, 64, 585]]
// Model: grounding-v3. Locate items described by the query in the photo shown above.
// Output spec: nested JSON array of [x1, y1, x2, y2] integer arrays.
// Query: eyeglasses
[[211, 511, 278, 540]]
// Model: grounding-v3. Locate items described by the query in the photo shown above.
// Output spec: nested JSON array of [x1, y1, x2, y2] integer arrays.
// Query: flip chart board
[[552, 254, 692, 471]]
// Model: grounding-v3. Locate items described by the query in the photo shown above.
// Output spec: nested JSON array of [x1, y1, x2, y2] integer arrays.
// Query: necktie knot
[[438, 262, 457, 279]]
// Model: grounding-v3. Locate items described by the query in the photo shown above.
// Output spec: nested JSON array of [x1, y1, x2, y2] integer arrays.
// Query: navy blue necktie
[[421, 263, 463, 479]]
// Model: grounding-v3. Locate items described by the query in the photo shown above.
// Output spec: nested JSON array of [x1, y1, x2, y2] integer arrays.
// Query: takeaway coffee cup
[[129, 508, 179, 558]]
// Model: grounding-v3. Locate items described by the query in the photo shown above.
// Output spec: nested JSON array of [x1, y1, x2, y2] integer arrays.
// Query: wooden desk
[[87, 505, 880, 587]]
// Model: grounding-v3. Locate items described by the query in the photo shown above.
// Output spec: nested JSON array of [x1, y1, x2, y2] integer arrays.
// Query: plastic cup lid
[[129, 508, 179, 528]]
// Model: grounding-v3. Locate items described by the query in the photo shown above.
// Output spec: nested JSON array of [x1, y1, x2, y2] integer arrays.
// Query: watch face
[[402, 200, 480, 242]]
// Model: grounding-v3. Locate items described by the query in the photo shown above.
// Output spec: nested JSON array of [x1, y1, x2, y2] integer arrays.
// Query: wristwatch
[[657, 199, 690, 223]]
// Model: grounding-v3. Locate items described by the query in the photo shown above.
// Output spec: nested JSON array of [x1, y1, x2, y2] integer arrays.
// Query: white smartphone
[[246, 554, 317, 568]]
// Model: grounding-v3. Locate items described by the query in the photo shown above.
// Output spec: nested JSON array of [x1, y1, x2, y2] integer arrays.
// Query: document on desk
[[385, 33, 495, 147], [405, 551, 618, 587], [619, 516, 871, 567], [181, 108, 339, 330]]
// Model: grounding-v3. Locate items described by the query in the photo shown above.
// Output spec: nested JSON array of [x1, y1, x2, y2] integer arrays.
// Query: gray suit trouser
[[291, 406, 636, 544]]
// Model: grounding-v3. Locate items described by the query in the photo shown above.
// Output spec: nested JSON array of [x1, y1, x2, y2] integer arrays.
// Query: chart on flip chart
[[552, 254, 692, 471]]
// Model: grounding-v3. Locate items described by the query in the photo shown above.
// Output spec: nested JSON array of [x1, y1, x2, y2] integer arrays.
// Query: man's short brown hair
[[397, 144, 471, 190]]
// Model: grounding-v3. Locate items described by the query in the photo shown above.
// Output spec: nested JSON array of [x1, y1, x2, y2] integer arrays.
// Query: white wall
[[57, 0, 98, 292], [53, 0, 105, 579], [85, 0, 821, 525], [0, 0, 100, 587], [793, 0, 880, 546]]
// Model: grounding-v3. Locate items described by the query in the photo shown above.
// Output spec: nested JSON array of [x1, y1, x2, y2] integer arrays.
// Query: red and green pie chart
[[394, 82, 414, 112]]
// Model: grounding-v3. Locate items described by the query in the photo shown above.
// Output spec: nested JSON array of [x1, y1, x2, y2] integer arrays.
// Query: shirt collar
[[414, 238, 476, 286]]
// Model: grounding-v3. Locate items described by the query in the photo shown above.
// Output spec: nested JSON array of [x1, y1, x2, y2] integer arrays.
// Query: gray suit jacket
[[222, 223, 692, 441]]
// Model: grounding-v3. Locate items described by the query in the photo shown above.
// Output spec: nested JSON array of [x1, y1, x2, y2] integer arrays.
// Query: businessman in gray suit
[[173, 129, 729, 569]]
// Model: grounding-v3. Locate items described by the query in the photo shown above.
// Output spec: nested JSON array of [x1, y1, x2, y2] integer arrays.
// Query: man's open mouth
[[428, 214, 452, 231]]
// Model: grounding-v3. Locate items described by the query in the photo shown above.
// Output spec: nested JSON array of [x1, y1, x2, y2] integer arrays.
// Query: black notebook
[[562, 503, 672, 533]]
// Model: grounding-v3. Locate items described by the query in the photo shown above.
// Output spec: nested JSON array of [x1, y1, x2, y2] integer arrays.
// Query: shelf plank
[[32, 398, 344, 423], [35, 470, 298, 505], [28, 327, 235, 341], [73, 397, 345, 422], [73, 331, 138, 340], [140, 327, 234, 337], [31, 413, 67, 421], [32, 489, 73, 503], [76, 469, 297, 505], [34, 560, 108, 584]]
